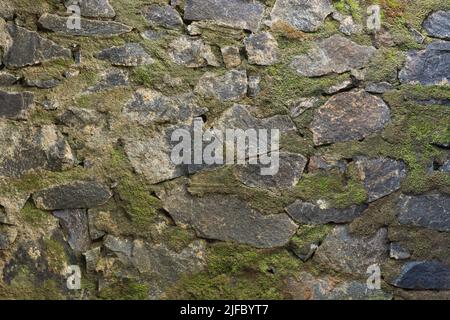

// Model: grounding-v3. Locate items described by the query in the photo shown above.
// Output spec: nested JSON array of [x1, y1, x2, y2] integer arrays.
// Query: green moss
[[98, 279, 149, 300], [20, 201, 52, 225], [44, 238, 68, 274], [365, 48, 405, 83]]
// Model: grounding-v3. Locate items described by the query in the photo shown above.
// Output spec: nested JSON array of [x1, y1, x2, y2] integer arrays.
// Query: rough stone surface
[[195, 69, 247, 101], [53, 209, 90, 252], [65, 0, 116, 18], [270, 0, 333, 32], [33, 181, 112, 210], [0, 91, 34, 120], [399, 41, 450, 85], [423, 11, 450, 40], [96, 43, 154, 66], [244, 32, 278, 66], [310, 90, 391, 146], [397, 193, 450, 232], [286, 201, 367, 224], [0, 72, 19, 86], [168, 36, 219, 67], [143, 4, 183, 30], [290, 35, 376, 77], [184, 0, 265, 32], [159, 184, 298, 248], [391, 261, 450, 290], [390, 242, 411, 260], [221, 46, 241, 69], [365, 82, 393, 94], [314, 226, 388, 275]]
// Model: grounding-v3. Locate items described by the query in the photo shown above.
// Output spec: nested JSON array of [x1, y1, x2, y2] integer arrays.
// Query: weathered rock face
[[270, 0, 333, 32], [290, 35, 376, 77], [159, 184, 298, 248], [38, 13, 132, 37], [0, 91, 33, 120], [221, 46, 241, 68], [355, 157, 406, 202], [168, 36, 219, 67], [184, 0, 265, 32], [286, 201, 367, 224], [0, 72, 19, 86], [314, 226, 388, 275], [391, 261, 450, 290], [244, 32, 278, 66], [53, 209, 90, 252], [33, 181, 112, 210], [195, 69, 248, 101], [423, 11, 450, 40], [65, 0, 116, 18], [399, 41, 450, 85], [397, 193, 450, 232], [3, 24, 72, 68], [96, 43, 154, 66], [143, 4, 183, 30], [310, 90, 391, 146]]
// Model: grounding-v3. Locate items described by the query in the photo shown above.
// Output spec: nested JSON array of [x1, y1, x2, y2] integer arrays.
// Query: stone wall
[[0, 0, 449, 300]]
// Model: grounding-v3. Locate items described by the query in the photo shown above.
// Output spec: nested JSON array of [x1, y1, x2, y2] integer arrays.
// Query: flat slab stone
[[423, 11, 450, 40], [65, 0, 116, 18], [38, 13, 132, 37], [355, 157, 406, 202], [53, 209, 90, 252], [399, 41, 450, 85], [143, 4, 183, 30], [96, 43, 154, 66], [290, 35, 376, 77], [4, 24, 72, 68], [168, 36, 219, 68], [33, 181, 112, 210], [0, 91, 33, 120], [184, 0, 265, 32], [159, 184, 298, 248], [286, 201, 367, 224], [195, 69, 247, 101], [244, 32, 278, 66], [397, 193, 450, 232], [270, 0, 333, 32], [310, 90, 391, 146], [391, 261, 450, 290]]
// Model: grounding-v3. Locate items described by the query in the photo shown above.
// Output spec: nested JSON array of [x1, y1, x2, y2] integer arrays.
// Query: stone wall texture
[[0, 0, 449, 300]]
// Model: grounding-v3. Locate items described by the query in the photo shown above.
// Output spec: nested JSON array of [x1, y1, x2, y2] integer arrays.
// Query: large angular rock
[[159, 184, 298, 248], [123, 89, 206, 127], [290, 35, 376, 77], [65, 0, 116, 18], [391, 261, 450, 290], [397, 193, 450, 232], [3, 24, 72, 68], [423, 11, 450, 40], [244, 32, 278, 66], [96, 43, 154, 66], [271, 0, 334, 32], [0, 91, 33, 120], [314, 226, 388, 275], [399, 41, 450, 85], [0, 123, 75, 178], [286, 201, 367, 224], [195, 69, 247, 101], [53, 209, 90, 253], [184, 0, 265, 32], [310, 90, 391, 146], [168, 36, 219, 68], [355, 157, 406, 202], [143, 4, 183, 30], [33, 181, 112, 210], [38, 13, 132, 37]]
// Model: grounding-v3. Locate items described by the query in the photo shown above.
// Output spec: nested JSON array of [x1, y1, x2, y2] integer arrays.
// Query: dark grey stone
[[0, 91, 33, 120], [143, 4, 183, 30], [184, 0, 265, 32], [195, 69, 247, 101], [423, 11, 450, 40], [87, 68, 129, 92], [0, 72, 19, 86], [65, 0, 116, 18], [391, 261, 450, 290], [24, 78, 61, 89], [286, 201, 367, 224], [96, 43, 154, 66], [33, 181, 112, 210], [397, 193, 450, 232], [53, 209, 90, 252]]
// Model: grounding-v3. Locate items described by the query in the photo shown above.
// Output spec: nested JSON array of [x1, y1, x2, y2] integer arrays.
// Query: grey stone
[[84, 246, 102, 273], [423, 11, 450, 40], [365, 82, 393, 94], [291, 242, 319, 262], [399, 41, 450, 86], [332, 11, 362, 36], [391, 261, 450, 290], [87, 68, 129, 92], [53, 209, 90, 252], [314, 226, 388, 275], [221, 46, 241, 69], [103, 235, 133, 257], [270, 0, 333, 32], [244, 32, 278, 66], [33, 181, 112, 210], [65, 0, 116, 18], [307, 155, 347, 173], [24, 78, 61, 89], [355, 157, 406, 202], [0, 123, 75, 178], [0, 72, 19, 86], [286, 201, 367, 224], [290, 35, 376, 77], [184, 0, 265, 32], [96, 43, 154, 67], [390, 242, 411, 260], [3, 24, 72, 68], [195, 69, 247, 101], [324, 79, 353, 94], [0, 91, 33, 120], [38, 13, 132, 37], [397, 193, 450, 232], [310, 90, 391, 146], [159, 184, 298, 248], [168, 36, 219, 68], [247, 75, 261, 98], [440, 160, 450, 172], [289, 97, 318, 118], [143, 4, 183, 30]]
